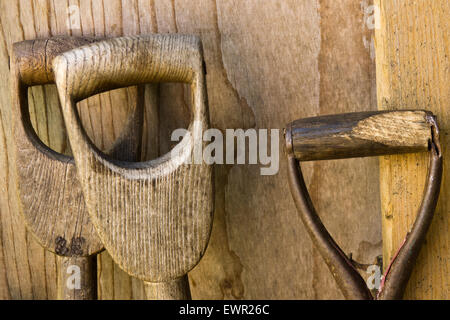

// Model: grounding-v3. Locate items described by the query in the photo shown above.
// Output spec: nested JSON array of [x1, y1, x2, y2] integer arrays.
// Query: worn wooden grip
[[54, 34, 213, 283], [53, 34, 204, 102], [13, 37, 98, 86], [286, 110, 434, 161]]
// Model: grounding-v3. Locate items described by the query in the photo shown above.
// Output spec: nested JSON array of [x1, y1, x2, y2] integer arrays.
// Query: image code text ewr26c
[[178, 304, 270, 317]]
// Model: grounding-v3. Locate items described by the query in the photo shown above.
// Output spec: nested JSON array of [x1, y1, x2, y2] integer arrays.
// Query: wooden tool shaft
[[144, 275, 191, 300], [57, 256, 97, 300], [286, 110, 433, 161]]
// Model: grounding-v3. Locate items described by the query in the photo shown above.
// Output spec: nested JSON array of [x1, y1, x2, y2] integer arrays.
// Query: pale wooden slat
[[375, 0, 449, 299]]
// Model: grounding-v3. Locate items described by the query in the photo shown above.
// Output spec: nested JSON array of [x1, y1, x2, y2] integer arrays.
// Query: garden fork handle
[[285, 110, 442, 300], [14, 37, 99, 86]]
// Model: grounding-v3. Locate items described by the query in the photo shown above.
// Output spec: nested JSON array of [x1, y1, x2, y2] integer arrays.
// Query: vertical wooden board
[[375, 0, 449, 299], [311, 0, 381, 299], [217, 0, 321, 299], [223, 0, 380, 299], [167, 0, 380, 299]]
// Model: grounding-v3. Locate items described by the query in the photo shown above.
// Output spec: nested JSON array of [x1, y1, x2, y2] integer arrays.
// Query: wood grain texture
[[289, 110, 433, 161], [197, 0, 380, 299], [0, 0, 379, 299], [13, 37, 98, 86], [54, 35, 214, 283], [375, 0, 449, 299], [144, 275, 191, 300], [311, 0, 380, 298]]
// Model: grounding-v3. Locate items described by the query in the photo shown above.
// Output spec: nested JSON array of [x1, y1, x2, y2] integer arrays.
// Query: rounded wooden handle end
[[13, 37, 97, 86]]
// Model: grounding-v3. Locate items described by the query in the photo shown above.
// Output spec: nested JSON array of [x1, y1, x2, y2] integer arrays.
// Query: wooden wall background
[[0, 0, 381, 299]]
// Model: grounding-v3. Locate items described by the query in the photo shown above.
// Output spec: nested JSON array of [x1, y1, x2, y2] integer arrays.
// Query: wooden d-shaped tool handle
[[11, 36, 144, 300], [11, 37, 101, 300], [285, 110, 442, 300], [54, 35, 213, 300]]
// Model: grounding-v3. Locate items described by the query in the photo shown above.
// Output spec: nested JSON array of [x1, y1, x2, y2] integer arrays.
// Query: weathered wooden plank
[[375, 0, 449, 299], [0, 0, 52, 299]]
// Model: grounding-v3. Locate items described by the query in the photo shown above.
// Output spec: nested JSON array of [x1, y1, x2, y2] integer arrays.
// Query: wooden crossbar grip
[[285, 110, 435, 161], [53, 34, 205, 102], [13, 37, 98, 86]]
